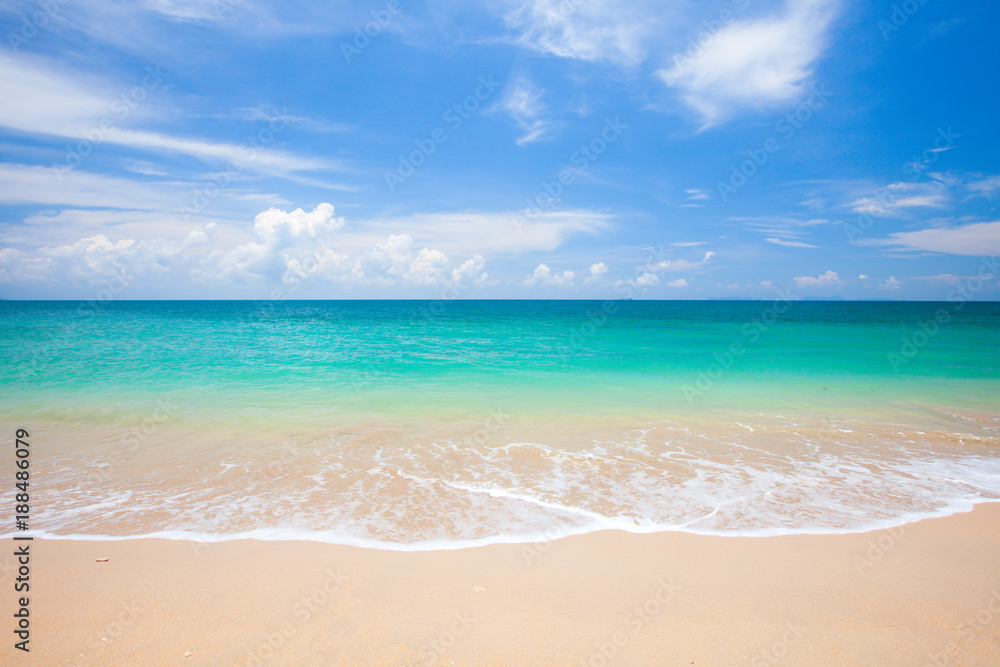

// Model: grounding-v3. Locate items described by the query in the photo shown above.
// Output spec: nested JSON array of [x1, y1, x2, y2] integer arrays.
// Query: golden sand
[[2, 504, 999, 665]]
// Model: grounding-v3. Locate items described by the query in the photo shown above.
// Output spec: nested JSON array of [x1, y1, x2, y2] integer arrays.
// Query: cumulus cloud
[[589, 262, 608, 277], [794, 270, 843, 287], [451, 255, 488, 287], [659, 0, 838, 125], [1, 202, 608, 292], [1, 224, 213, 287], [878, 276, 903, 290], [666, 278, 688, 287], [526, 263, 575, 286], [203, 203, 346, 283]]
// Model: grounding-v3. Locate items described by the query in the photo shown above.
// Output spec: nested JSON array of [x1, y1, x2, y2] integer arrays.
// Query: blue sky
[[0, 0, 998, 300]]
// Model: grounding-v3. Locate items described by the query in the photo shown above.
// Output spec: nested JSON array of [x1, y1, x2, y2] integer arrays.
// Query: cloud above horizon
[[659, 0, 838, 125]]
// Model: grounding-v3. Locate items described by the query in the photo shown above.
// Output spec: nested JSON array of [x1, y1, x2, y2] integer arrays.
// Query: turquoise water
[[3, 300, 999, 424], [1, 300, 999, 546]]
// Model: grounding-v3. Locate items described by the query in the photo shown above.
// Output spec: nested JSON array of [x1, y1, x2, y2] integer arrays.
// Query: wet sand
[[3, 503, 999, 665]]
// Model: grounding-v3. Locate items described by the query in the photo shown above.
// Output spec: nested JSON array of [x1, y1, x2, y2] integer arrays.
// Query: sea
[[1, 299, 998, 549]]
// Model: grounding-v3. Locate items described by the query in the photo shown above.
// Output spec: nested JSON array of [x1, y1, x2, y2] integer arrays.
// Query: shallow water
[[2, 300, 999, 547]]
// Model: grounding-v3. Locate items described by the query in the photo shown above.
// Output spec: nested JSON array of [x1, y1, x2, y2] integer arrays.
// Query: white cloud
[[525, 263, 575, 287], [685, 188, 710, 201], [760, 280, 774, 288], [636, 272, 658, 286], [794, 270, 843, 287], [967, 175, 1000, 196], [204, 203, 347, 284], [766, 237, 818, 248], [912, 273, 963, 285], [0, 163, 183, 210], [640, 249, 714, 273], [501, 0, 662, 65], [858, 274, 867, 280], [671, 241, 705, 247], [405, 247, 451, 286], [871, 220, 1000, 256], [850, 181, 947, 216], [589, 262, 608, 276], [0, 52, 343, 181], [452, 255, 488, 287], [374, 209, 612, 257], [3, 203, 609, 290], [144, 0, 235, 22], [12, 225, 213, 286], [878, 276, 903, 290], [659, 0, 838, 125], [496, 77, 550, 145], [666, 278, 688, 287]]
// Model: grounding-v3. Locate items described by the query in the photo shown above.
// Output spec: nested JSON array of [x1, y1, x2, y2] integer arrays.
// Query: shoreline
[[5, 504, 999, 665], [7, 496, 1000, 549]]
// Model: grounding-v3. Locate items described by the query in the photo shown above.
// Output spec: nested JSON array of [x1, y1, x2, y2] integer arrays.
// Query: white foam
[[14, 418, 1000, 550]]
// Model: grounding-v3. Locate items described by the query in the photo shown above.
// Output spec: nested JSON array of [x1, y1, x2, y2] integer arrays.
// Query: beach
[[2, 300, 1000, 663], [4, 503, 999, 665]]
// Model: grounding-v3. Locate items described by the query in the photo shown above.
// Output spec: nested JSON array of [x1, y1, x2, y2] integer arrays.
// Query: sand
[[3, 504, 1000, 666]]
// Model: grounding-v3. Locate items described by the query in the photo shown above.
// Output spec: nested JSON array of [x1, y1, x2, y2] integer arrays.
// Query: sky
[[0, 0, 998, 300]]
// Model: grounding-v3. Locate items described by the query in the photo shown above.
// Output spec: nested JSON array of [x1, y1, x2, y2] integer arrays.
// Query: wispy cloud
[[501, 0, 663, 65], [495, 76, 550, 145], [850, 181, 948, 216], [640, 250, 715, 274], [659, 0, 839, 126], [0, 52, 346, 181], [766, 237, 818, 248], [869, 220, 1000, 256]]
